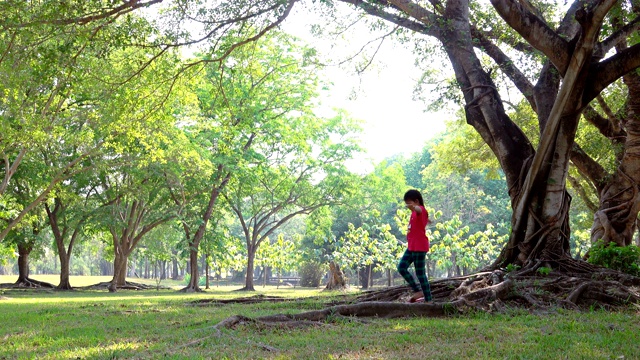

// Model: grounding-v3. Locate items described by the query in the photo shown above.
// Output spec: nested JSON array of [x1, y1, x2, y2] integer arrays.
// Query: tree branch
[[596, 15, 640, 56], [470, 26, 535, 111], [585, 43, 640, 103], [12, 0, 164, 28], [582, 104, 626, 146], [490, 0, 570, 73], [338, 0, 442, 38], [567, 174, 598, 213], [570, 143, 609, 194]]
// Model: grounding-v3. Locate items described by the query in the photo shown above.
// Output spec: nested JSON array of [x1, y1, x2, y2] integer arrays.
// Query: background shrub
[[299, 261, 324, 287], [587, 240, 640, 276], [183, 273, 207, 286]]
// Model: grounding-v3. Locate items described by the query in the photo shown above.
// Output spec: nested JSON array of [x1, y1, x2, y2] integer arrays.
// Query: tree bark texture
[[185, 246, 202, 292], [16, 242, 31, 283], [244, 246, 256, 291], [589, 42, 640, 247], [14, 241, 54, 288], [172, 255, 179, 280], [325, 261, 347, 290], [58, 252, 72, 290], [45, 200, 80, 290]]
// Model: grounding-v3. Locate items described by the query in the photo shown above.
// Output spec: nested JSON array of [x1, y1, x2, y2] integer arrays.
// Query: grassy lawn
[[0, 276, 639, 359]]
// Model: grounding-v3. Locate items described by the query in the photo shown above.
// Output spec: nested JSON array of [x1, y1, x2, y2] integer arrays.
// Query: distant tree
[[225, 109, 358, 291], [94, 162, 177, 292]]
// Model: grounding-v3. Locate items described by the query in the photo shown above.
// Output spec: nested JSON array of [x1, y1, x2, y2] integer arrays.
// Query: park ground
[[0, 275, 639, 359]]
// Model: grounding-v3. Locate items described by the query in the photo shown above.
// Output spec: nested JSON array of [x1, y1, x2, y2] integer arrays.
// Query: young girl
[[397, 189, 433, 303]]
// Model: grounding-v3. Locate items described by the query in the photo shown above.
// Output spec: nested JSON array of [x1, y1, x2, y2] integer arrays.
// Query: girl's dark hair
[[403, 189, 424, 206]]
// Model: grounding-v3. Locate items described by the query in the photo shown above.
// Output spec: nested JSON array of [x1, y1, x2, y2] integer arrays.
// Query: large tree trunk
[[325, 261, 347, 290], [488, 0, 617, 271], [16, 243, 30, 284], [15, 241, 54, 288], [591, 170, 640, 247], [589, 51, 640, 247], [109, 250, 128, 292], [117, 256, 127, 284]]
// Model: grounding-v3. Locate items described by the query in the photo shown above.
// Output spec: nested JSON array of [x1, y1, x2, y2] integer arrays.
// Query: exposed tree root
[[190, 294, 294, 306], [171, 315, 280, 354], [178, 286, 204, 293], [80, 281, 167, 291], [0, 278, 56, 289], [209, 267, 640, 330], [188, 293, 353, 307]]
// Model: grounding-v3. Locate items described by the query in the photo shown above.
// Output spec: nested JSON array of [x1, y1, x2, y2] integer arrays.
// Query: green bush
[[183, 273, 207, 286], [587, 240, 640, 276], [299, 261, 324, 287], [536, 266, 552, 276], [505, 263, 520, 273]]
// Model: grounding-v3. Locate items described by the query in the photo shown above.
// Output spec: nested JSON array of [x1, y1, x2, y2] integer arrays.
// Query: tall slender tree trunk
[[185, 245, 201, 292], [205, 256, 210, 290], [45, 201, 79, 290], [172, 256, 179, 280], [263, 266, 267, 288], [244, 246, 256, 291], [58, 253, 72, 290]]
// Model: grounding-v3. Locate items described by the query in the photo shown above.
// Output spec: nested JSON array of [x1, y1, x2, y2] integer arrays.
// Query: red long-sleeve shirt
[[407, 205, 429, 252]]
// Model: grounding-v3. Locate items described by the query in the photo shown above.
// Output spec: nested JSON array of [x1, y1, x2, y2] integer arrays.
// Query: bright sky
[[146, 2, 450, 174], [280, 5, 449, 173]]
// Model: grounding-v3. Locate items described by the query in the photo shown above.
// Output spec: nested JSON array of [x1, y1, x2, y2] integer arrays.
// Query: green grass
[[0, 278, 639, 359], [0, 275, 187, 289]]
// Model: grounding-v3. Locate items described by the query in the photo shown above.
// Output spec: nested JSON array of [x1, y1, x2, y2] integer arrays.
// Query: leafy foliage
[[428, 215, 507, 277], [299, 261, 325, 287], [587, 241, 640, 276]]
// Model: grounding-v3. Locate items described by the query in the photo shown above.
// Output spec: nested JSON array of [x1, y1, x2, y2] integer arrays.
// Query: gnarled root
[[13, 278, 55, 289], [207, 266, 640, 332]]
